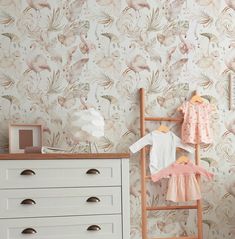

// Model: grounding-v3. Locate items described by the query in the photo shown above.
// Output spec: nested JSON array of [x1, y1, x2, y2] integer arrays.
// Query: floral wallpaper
[[0, 0, 235, 238]]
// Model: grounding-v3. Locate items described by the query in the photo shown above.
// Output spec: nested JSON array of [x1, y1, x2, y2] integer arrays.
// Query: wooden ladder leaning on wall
[[139, 88, 203, 239]]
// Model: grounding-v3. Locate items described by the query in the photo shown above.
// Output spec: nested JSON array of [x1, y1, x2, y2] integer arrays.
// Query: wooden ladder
[[139, 88, 203, 239]]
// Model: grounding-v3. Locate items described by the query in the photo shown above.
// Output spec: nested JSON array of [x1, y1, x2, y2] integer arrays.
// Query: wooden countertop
[[0, 153, 130, 160]]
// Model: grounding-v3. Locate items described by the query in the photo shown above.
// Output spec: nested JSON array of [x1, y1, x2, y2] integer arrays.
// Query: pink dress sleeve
[[151, 165, 172, 182], [191, 164, 214, 180]]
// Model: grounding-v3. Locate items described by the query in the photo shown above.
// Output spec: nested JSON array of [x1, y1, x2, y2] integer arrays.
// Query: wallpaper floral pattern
[[0, 0, 234, 238]]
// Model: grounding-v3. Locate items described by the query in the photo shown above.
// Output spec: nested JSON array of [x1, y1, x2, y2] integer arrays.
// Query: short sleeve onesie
[[179, 101, 212, 144]]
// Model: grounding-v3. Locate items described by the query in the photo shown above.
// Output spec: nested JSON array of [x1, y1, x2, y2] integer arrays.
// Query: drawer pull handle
[[86, 169, 100, 175], [20, 169, 36, 176], [87, 225, 101, 231], [21, 199, 36, 205], [22, 228, 37, 234], [86, 197, 100, 203]]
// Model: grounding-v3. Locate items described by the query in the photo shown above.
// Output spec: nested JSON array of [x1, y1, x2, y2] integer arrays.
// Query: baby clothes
[[151, 161, 213, 202], [129, 131, 194, 174], [179, 101, 212, 144]]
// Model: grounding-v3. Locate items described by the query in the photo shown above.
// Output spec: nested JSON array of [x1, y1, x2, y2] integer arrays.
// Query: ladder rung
[[146, 205, 197, 211], [145, 175, 151, 180], [145, 147, 184, 153], [145, 117, 183, 122], [149, 236, 197, 239]]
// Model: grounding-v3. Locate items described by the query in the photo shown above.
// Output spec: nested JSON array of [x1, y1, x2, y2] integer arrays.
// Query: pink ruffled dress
[[151, 162, 213, 202], [179, 101, 212, 144]]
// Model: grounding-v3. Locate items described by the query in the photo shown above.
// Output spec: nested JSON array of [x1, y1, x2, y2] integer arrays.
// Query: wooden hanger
[[176, 155, 189, 164], [190, 91, 204, 104], [157, 125, 169, 133]]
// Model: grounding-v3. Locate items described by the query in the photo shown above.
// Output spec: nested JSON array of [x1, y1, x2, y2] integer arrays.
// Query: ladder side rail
[[196, 144, 203, 239], [140, 88, 148, 239]]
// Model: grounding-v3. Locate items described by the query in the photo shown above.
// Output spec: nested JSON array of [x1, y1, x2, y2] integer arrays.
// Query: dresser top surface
[[0, 153, 130, 160]]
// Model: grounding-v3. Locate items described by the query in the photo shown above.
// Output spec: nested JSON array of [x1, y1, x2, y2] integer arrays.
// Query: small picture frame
[[9, 124, 43, 153]]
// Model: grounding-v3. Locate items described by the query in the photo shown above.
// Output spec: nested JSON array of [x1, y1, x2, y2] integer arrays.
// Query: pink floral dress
[[179, 101, 212, 144], [151, 162, 213, 202]]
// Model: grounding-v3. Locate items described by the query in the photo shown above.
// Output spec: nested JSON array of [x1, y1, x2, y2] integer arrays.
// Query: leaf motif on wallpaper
[[0, 11, 14, 25], [144, 39, 162, 63], [25, 0, 51, 12], [215, 138, 235, 164], [200, 33, 218, 44], [0, 73, 15, 89], [1, 33, 19, 43], [146, 8, 162, 32], [215, 197, 234, 230], [95, 73, 114, 89], [96, 136, 114, 152], [197, 73, 214, 89], [224, 118, 235, 136], [101, 95, 119, 116], [47, 8, 64, 32], [123, 117, 139, 136], [203, 220, 218, 232], [224, 181, 235, 198], [169, 20, 189, 36], [200, 33, 219, 55], [145, 71, 163, 94], [101, 95, 118, 104], [65, 83, 90, 100], [96, 11, 114, 26], [1, 95, 20, 112], [201, 95, 218, 105], [202, 199, 214, 214], [47, 132, 61, 147], [47, 71, 64, 94], [201, 157, 218, 167], [157, 83, 189, 108], [101, 33, 119, 45], [215, 7, 235, 39], [197, 11, 213, 27], [115, 132, 137, 153]]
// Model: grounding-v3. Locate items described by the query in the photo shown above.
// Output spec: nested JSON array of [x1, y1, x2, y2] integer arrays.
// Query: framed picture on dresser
[[9, 124, 43, 153]]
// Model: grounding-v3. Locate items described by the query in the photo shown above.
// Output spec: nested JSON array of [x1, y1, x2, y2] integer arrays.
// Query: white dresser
[[0, 153, 130, 239]]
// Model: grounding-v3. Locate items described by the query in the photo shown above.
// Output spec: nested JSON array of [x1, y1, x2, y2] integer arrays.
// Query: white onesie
[[129, 131, 194, 174]]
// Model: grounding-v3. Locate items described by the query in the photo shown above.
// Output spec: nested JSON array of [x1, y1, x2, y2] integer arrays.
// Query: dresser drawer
[[0, 160, 121, 189], [0, 187, 121, 218], [0, 215, 122, 239]]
